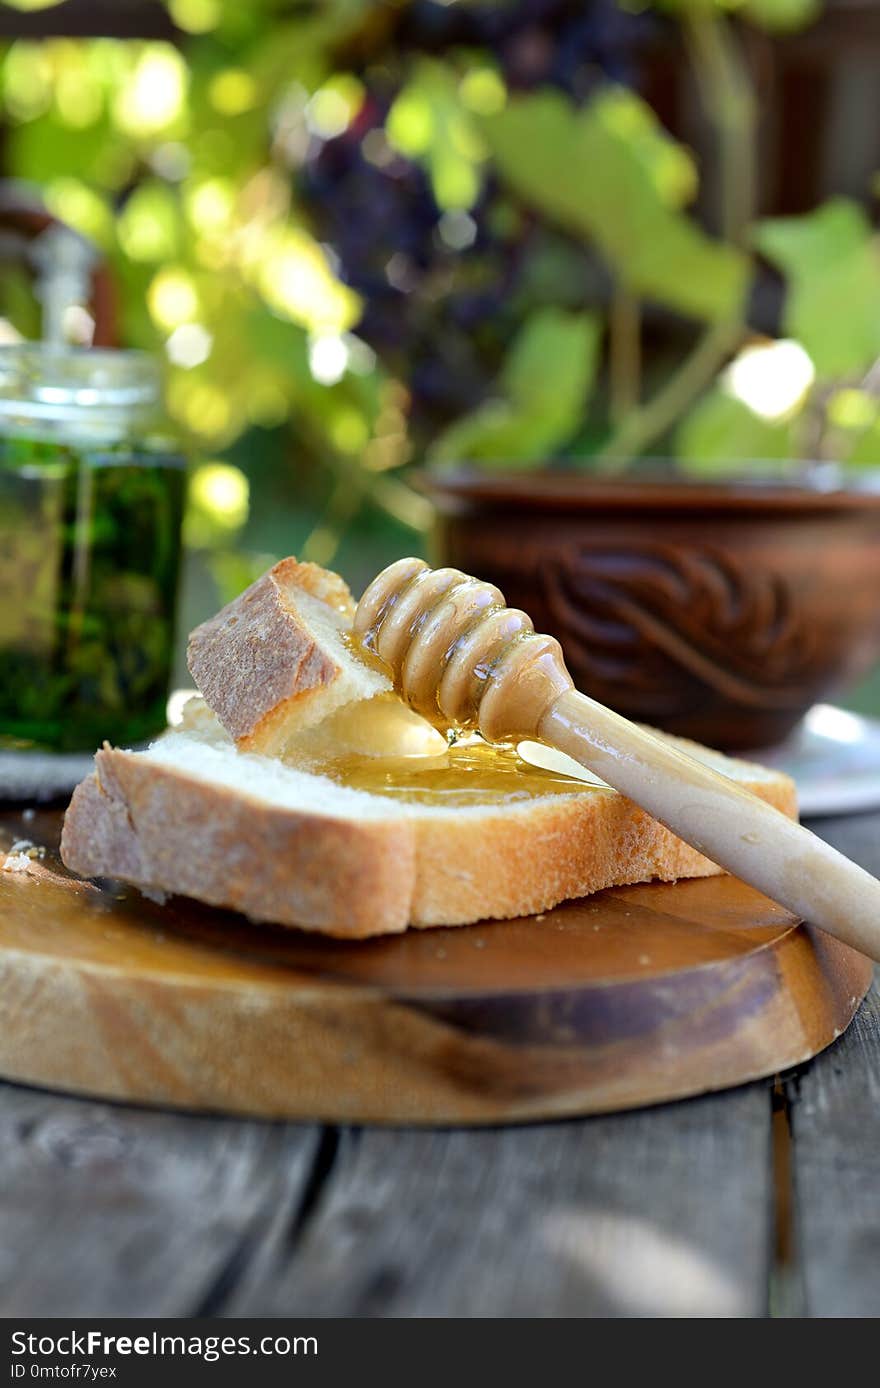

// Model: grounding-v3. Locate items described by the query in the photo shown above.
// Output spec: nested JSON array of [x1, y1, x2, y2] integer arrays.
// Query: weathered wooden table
[[0, 809, 877, 1319]]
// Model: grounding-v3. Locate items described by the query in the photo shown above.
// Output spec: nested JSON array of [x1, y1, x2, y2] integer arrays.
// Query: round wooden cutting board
[[0, 808, 872, 1124]]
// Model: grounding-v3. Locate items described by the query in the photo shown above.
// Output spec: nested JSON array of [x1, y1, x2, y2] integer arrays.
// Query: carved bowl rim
[[420, 469, 880, 515]]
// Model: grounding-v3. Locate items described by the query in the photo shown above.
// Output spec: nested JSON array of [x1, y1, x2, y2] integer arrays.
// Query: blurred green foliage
[[1, 0, 879, 572], [428, 307, 601, 465], [0, 5, 380, 452], [482, 88, 749, 323], [754, 200, 880, 378], [640, 0, 821, 30]]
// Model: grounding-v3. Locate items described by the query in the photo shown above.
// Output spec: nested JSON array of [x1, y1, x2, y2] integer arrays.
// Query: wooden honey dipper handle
[[354, 558, 880, 962]]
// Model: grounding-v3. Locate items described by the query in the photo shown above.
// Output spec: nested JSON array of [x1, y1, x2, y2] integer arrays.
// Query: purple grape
[[297, 1, 653, 444]]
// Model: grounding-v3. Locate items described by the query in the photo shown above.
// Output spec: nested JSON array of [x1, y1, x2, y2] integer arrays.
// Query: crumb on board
[[139, 885, 169, 906], [2, 839, 46, 874], [10, 839, 45, 858], [2, 853, 32, 874]]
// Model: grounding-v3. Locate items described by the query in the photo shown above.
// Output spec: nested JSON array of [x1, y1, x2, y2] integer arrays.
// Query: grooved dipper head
[[353, 558, 573, 742]]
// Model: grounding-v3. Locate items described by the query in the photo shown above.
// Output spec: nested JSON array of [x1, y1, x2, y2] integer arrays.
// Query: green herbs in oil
[[0, 347, 184, 752]]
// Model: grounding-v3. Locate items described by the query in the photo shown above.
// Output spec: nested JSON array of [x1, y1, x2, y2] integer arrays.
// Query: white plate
[[747, 704, 880, 818]]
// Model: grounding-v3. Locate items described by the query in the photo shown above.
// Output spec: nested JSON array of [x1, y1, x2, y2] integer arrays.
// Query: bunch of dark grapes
[[399, 0, 648, 97], [304, 95, 522, 430], [301, 1, 653, 445]]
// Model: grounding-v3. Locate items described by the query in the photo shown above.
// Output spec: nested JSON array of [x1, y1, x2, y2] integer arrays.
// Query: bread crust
[[62, 747, 414, 938], [408, 773, 795, 926], [61, 746, 797, 938], [186, 558, 357, 754]]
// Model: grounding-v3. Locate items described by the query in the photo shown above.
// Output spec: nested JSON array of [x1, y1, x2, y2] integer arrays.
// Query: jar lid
[[0, 343, 162, 443]]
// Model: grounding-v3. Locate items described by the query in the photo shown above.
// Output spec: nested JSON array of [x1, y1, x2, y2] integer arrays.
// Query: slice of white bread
[[61, 707, 797, 940], [63, 555, 797, 938]]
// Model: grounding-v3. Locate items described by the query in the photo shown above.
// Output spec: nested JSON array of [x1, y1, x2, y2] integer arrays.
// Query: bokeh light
[[166, 323, 213, 369], [147, 267, 199, 329], [724, 339, 816, 421], [113, 45, 187, 138]]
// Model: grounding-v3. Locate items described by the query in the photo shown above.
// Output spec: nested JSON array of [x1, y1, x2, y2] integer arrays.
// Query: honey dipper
[[354, 558, 880, 961]]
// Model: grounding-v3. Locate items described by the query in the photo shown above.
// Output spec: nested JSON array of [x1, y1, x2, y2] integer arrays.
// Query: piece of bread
[[61, 710, 797, 940], [63, 555, 798, 938], [186, 556, 390, 756]]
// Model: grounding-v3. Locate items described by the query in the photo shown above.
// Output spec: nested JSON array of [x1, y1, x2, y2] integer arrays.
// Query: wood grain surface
[[0, 809, 877, 1317], [0, 1084, 318, 1318], [0, 808, 871, 1124], [218, 1088, 773, 1317], [779, 810, 880, 1318]]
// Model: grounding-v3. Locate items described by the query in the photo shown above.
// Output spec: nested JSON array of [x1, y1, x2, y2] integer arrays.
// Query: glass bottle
[[0, 344, 185, 752]]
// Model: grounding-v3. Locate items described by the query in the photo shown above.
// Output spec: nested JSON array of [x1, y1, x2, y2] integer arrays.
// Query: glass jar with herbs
[[0, 344, 185, 752]]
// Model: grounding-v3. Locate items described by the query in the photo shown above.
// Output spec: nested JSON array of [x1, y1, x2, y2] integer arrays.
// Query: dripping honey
[[339, 613, 602, 806], [318, 739, 605, 808]]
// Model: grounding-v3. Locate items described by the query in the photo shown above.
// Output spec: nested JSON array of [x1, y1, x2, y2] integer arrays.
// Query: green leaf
[[739, 0, 821, 33], [594, 86, 697, 210], [676, 387, 794, 471], [500, 307, 597, 409], [846, 420, 880, 467], [2, 1, 68, 15], [482, 89, 748, 323], [429, 308, 600, 468], [825, 390, 880, 467], [427, 401, 551, 468], [754, 199, 880, 378], [645, 0, 820, 34]]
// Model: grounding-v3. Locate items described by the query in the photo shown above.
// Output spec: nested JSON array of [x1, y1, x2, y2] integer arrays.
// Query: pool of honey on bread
[[281, 693, 610, 809]]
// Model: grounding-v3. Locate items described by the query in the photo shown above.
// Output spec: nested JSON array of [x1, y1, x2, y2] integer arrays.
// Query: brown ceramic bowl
[[424, 471, 880, 751]]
